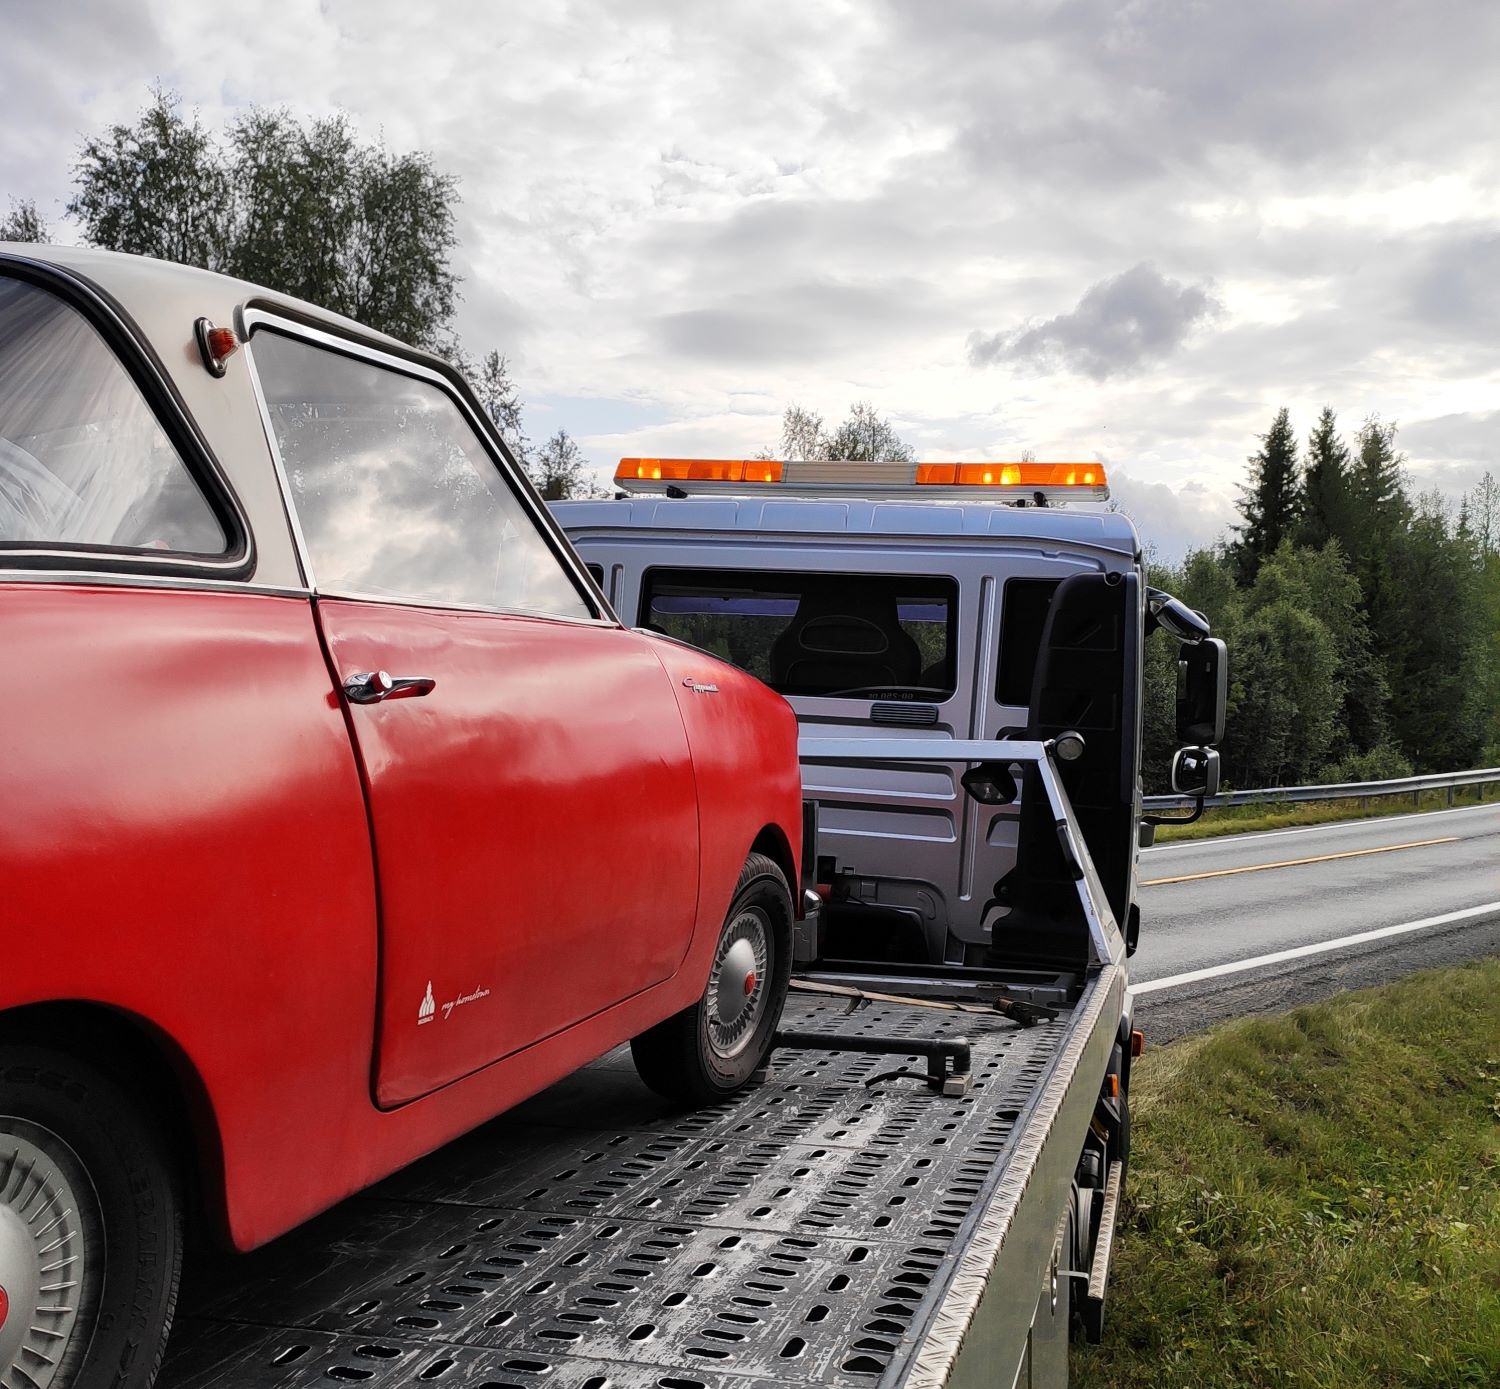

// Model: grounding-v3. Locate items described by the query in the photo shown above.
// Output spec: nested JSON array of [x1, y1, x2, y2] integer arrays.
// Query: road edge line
[[1131, 901, 1500, 995]]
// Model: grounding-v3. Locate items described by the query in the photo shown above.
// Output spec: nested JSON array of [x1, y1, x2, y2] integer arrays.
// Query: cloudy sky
[[6, 0, 1499, 560]]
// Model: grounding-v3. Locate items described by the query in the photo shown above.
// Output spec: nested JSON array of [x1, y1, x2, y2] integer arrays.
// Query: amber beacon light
[[914, 462, 1106, 488], [617, 458, 785, 484], [614, 457, 1109, 502]]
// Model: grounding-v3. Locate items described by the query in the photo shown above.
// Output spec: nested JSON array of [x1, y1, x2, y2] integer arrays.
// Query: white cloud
[[968, 263, 1222, 380], [3, 0, 1497, 536]]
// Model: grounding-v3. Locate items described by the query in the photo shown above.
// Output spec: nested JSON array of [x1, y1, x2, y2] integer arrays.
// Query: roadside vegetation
[[1155, 784, 1497, 842], [1139, 410, 1500, 799], [1073, 960, 1500, 1388]]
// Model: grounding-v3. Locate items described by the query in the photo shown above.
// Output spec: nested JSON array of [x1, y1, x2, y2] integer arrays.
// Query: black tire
[[1, 1046, 182, 1389], [632, 852, 793, 1104]]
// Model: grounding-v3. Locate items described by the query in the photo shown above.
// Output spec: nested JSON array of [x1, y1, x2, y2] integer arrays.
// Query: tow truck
[[544, 457, 1226, 1383], [161, 457, 1225, 1389]]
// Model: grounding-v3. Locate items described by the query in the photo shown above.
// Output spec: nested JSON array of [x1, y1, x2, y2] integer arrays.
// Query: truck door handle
[[342, 670, 437, 704]]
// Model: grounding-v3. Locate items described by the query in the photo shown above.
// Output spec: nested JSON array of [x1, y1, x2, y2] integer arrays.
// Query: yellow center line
[[1141, 836, 1461, 886]]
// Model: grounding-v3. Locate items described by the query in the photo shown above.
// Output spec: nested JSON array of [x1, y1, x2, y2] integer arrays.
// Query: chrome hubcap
[[707, 909, 770, 1060], [1, 1126, 88, 1389]]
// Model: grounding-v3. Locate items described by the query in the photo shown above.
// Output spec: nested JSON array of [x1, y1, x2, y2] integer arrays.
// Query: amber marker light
[[194, 318, 239, 377]]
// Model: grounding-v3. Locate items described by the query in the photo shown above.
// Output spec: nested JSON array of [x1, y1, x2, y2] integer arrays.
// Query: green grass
[[1154, 786, 1496, 842], [1072, 960, 1500, 1388]]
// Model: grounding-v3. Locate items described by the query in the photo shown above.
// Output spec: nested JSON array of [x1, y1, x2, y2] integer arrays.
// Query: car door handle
[[342, 670, 437, 704]]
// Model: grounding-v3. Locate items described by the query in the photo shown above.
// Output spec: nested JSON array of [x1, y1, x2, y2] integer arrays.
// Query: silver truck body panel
[[556, 496, 1143, 962]]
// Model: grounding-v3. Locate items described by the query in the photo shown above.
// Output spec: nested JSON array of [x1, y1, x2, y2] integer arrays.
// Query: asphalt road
[[1130, 801, 1500, 1037]]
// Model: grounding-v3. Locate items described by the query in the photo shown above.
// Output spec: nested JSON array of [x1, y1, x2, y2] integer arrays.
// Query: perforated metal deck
[[161, 994, 1073, 1389]]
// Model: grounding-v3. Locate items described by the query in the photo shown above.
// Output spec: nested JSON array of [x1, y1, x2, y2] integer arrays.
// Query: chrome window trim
[[0, 567, 309, 599], [240, 308, 615, 626], [303, 586, 619, 627], [241, 335, 317, 591], [0, 254, 255, 580]]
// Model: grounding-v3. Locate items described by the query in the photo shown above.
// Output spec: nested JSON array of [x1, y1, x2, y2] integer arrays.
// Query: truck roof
[[553, 494, 1142, 557]]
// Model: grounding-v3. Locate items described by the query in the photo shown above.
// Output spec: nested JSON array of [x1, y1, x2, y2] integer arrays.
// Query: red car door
[[249, 323, 700, 1107]]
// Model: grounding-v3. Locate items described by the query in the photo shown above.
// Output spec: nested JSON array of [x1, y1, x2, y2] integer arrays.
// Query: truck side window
[[996, 578, 1061, 707], [641, 568, 957, 700], [251, 330, 592, 620], [0, 276, 228, 557]]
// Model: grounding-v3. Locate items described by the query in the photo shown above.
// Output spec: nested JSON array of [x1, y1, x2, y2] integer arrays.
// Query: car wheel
[[1, 1046, 181, 1389], [632, 852, 793, 1104]]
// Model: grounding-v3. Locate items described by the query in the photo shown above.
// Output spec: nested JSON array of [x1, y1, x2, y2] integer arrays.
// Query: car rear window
[[641, 567, 957, 700], [0, 275, 228, 558]]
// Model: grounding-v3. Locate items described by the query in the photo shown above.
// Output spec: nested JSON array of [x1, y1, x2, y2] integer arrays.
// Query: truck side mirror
[[1147, 587, 1211, 644], [1171, 746, 1221, 798], [1176, 637, 1227, 746]]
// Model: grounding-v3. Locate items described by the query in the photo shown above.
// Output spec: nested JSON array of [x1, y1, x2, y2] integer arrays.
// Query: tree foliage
[[762, 401, 914, 462], [469, 354, 603, 501], [68, 89, 459, 347], [1232, 406, 1300, 584], [530, 429, 605, 501], [476, 351, 529, 465], [1298, 406, 1352, 549], [1173, 409, 1500, 790], [1466, 471, 1498, 558], [1, 199, 47, 242], [1382, 495, 1491, 770]]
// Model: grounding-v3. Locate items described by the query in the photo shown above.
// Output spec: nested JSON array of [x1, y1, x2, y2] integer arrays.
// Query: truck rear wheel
[[632, 852, 793, 1104], [1, 1046, 181, 1389]]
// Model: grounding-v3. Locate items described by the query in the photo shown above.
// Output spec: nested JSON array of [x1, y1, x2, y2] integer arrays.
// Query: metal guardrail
[[1143, 766, 1500, 813]]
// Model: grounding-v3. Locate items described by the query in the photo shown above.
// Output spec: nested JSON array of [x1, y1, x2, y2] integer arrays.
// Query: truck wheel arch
[[0, 1000, 229, 1245]]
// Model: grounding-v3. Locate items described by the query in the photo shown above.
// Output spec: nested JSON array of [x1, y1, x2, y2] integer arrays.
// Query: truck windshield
[[641, 567, 957, 700]]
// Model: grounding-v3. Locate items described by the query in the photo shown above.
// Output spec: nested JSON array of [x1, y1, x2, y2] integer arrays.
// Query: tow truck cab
[[555, 459, 1224, 983]]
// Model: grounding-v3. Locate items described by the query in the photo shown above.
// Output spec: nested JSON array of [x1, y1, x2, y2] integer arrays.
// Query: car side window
[[0, 275, 228, 557], [251, 329, 592, 620]]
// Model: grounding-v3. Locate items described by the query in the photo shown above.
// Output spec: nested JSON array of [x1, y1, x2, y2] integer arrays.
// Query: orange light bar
[[616, 458, 785, 484], [917, 461, 1107, 489]]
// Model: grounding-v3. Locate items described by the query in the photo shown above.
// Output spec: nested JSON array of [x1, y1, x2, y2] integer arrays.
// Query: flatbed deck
[[160, 988, 1093, 1389]]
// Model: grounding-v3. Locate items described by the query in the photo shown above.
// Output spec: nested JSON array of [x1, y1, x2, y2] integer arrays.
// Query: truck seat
[[768, 588, 923, 694]]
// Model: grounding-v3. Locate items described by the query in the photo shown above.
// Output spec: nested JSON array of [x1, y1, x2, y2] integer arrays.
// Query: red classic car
[[0, 245, 803, 1389]]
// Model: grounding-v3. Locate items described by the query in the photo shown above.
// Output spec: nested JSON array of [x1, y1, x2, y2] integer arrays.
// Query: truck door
[[249, 325, 700, 1107], [987, 571, 1140, 968]]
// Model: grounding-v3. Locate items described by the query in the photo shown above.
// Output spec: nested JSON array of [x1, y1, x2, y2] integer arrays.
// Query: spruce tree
[[1344, 418, 1412, 660], [1385, 497, 1489, 768], [1299, 406, 1352, 548], [1348, 419, 1409, 535], [1232, 408, 1301, 584]]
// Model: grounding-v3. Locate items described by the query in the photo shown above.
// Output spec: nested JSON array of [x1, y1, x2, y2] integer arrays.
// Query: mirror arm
[[1142, 795, 1207, 827]]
